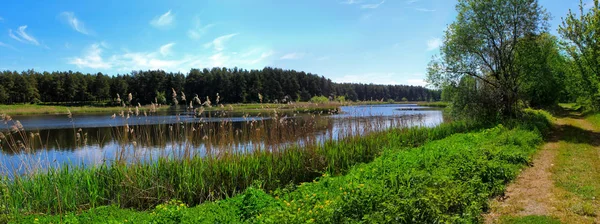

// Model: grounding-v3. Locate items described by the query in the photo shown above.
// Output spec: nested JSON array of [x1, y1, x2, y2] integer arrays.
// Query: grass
[[10, 119, 549, 223], [501, 215, 562, 224], [0, 111, 482, 216], [416, 101, 449, 108], [0, 104, 168, 115], [549, 112, 600, 222]]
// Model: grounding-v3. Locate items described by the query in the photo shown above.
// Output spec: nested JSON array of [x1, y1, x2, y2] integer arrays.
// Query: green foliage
[[516, 33, 568, 108], [155, 91, 167, 105], [334, 96, 346, 103], [18, 123, 547, 223], [0, 120, 480, 215], [428, 0, 550, 118], [0, 68, 441, 105], [309, 96, 329, 103], [559, 0, 600, 111]]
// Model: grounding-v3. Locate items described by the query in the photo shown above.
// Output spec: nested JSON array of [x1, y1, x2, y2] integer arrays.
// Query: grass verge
[[6, 110, 551, 223]]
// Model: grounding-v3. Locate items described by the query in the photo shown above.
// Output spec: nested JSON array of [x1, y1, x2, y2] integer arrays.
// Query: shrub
[[310, 96, 329, 103]]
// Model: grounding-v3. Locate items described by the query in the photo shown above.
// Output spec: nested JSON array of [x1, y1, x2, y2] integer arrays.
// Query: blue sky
[[0, 0, 586, 86]]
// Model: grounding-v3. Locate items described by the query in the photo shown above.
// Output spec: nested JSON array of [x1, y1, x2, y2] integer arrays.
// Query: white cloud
[[427, 38, 442, 51], [414, 8, 436, 12], [60, 12, 91, 35], [159, 42, 175, 56], [204, 33, 238, 51], [341, 0, 362, 4], [68, 43, 112, 69], [406, 79, 427, 86], [150, 10, 174, 28], [361, 0, 385, 9], [67, 42, 274, 72], [334, 73, 427, 86], [405, 0, 420, 4], [280, 52, 304, 60], [188, 18, 215, 40], [0, 41, 17, 51], [9, 26, 39, 45]]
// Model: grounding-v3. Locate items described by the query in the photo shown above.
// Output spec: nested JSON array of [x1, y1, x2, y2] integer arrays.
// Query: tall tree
[[559, 0, 600, 109], [427, 0, 550, 117]]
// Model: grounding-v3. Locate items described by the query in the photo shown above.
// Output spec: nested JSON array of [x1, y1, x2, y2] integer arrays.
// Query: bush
[[310, 96, 329, 103]]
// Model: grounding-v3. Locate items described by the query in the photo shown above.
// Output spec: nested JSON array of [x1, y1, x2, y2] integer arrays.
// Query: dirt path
[[484, 128, 561, 223], [484, 113, 600, 224]]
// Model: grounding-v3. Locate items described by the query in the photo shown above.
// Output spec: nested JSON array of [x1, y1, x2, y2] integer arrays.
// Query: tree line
[[427, 0, 598, 120], [0, 67, 440, 105]]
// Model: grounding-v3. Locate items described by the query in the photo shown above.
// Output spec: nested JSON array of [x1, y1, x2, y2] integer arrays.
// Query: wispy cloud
[[0, 41, 17, 51], [68, 43, 112, 69], [9, 26, 39, 45], [414, 7, 436, 12], [159, 42, 175, 56], [188, 17, 215, 40], [405, 0, 420, 4], [60, 12, 91, 35], [427, 38, 442, 51], [341, 0, 362, 4], [0, 17, 4, 22], [150, 10, 175, 28], [335, 72, 426, 86], [361, 0, 385, 9], [280, 52, 304, 60], [204, 33, 238, 51], [68, 42, 274, 72]]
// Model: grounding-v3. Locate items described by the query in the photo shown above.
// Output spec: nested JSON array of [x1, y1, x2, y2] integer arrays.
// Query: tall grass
[[13, 114, 551, 223], [0, 103, 479, 215]]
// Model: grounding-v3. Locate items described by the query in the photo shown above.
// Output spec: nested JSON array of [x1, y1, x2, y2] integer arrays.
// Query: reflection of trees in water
[[0, 112, 437, 163], [0, 116, 335, 155]]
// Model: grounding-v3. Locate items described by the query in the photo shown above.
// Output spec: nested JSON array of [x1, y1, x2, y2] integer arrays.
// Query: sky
[[0, 0, 587, 86]]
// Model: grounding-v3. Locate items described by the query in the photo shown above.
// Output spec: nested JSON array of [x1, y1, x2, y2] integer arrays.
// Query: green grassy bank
[[1, 110, 551, 223]]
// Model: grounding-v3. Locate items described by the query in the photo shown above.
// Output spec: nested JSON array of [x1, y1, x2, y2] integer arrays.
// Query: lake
[[0, 104, 444, 174]]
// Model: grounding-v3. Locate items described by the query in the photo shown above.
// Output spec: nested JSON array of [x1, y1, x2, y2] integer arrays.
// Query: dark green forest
[[0, 67, 439, 105]]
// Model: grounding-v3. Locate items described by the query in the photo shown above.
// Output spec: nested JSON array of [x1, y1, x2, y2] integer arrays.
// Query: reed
[[0, 101, 478, 216]]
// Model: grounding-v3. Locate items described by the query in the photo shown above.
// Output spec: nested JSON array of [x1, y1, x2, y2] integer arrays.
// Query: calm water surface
[[0, 104, 444, 174]]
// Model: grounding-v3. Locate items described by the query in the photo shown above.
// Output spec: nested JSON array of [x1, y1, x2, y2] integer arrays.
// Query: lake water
[[0, 104, 444, 174]]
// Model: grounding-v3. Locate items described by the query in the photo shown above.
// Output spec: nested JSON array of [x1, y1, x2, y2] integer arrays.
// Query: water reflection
[[0, 104, 445, 174]]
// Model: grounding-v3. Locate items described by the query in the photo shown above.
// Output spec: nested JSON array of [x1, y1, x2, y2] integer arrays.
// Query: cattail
[[0, 132, 5, 139], [127, 93, 133, 104], [111, 113, 116, 119], [67, 109, 72, 119], [258, 93, 263, 103], [76, 133, 81, 141], [216, 93, 220, 104], [189, 101, 193, 109], [181, 91, 186, 102]]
